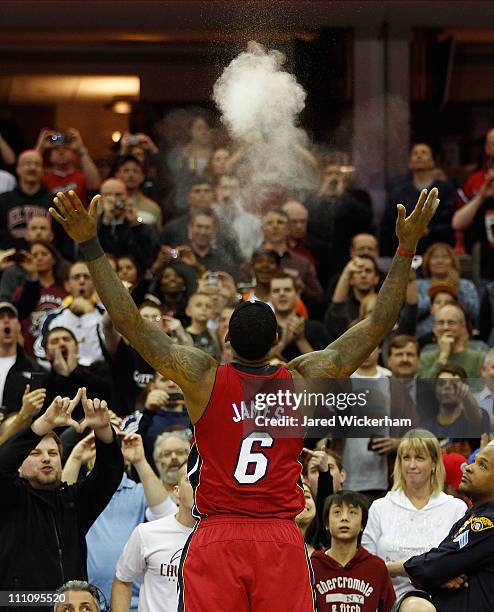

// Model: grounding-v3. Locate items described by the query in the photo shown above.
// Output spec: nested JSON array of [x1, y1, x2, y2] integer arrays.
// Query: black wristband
[[79, 236, 104, 261]]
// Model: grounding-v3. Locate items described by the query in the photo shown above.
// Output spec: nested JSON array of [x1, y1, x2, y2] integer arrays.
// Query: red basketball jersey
[[188, 362, 305, 519]]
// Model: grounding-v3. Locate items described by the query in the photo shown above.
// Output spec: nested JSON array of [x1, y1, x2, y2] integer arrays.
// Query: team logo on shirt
[[470, 517, 494, 532]]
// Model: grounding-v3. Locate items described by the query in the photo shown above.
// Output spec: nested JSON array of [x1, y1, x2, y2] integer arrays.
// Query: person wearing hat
[[50, 184, 439, 611], [0, 300, 44, 415]]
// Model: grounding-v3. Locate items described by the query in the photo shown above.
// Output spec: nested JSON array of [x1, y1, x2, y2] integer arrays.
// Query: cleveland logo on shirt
[[160, 548, 183, 581]]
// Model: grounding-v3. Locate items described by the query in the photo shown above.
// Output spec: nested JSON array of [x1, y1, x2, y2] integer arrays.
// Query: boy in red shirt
[[311, 490, 396, 612]]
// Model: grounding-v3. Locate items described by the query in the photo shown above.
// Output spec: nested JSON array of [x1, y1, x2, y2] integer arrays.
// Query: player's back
[[188, 362, 305, 519]]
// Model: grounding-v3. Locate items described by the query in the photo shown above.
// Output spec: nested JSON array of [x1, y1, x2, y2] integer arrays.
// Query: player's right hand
[[50, 190, 99, 244]]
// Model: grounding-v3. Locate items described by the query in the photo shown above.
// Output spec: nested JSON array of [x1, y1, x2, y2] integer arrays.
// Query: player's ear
[[174, 483, 180, 502]]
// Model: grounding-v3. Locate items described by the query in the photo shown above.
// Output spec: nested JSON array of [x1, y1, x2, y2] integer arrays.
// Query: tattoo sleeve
[[291, 253, 412, 378], [86, 254, 216, 391]]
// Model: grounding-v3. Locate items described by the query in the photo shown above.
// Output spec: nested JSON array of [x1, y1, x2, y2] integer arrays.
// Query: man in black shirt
[[0, 388, 123, 609]]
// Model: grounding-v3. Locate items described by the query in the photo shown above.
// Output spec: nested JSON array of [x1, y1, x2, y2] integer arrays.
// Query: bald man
[[282, 199, 316, 266], [98, 177, 157, 270]]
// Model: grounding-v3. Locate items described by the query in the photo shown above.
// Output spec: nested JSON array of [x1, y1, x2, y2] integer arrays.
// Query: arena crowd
[[0, 113, 493, 612]]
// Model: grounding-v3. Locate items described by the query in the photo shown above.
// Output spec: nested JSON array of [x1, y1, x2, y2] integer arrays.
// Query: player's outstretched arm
[[49, 191, 216, 421], [290, 188, 440, 379]]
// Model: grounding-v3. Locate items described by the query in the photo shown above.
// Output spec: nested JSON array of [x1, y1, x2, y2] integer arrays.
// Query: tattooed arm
[[49, 191, 216, 422], [289, 188, 440, 378]]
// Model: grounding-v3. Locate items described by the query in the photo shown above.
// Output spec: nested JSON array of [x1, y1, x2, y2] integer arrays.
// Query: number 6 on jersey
[[233, 432, 275, 484]]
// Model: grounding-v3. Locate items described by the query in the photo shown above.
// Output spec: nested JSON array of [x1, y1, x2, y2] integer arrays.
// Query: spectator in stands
[[241, 248, 282, 304], [54, 581, 102, 612], [387, 335, 422, 430], [305, 161, 374, 287], [184, 208, 238, 277], [116, 255, 140, 291], [0, 388, 124, 596], [0, 301, 44, 414], [104, 301, 190, 416], [184, 292, 220, 360], [324, 255, 380, 341], [195, 270, 237, 329], [117, 132, 161, 203], [418, 304, 486, 384], [282, 199, 317, 267], [35, 261, 106, 367], [147, 261, 197, 325], [0, 150, 72, 258], [345, 345, 392, 504], [153, 431, 190, 500], [392, 442, 494, 611], [41, 326, 113, 420], [160, 178, 242, 266], [260, 208, 323, 309], [115, 154, 163, 230], [37, 127, 101, 203], [311, 490, 396, 612], [270, 273, 328, 361], [213, 174, 262, 259], [15, 241, 68, 357], [204, 146, 231, 182], [454, 128, 494, 279], [112, 463, 196, 612], [416, 243, 479, 340], [132, 374, 190, 470], [418, 282, 458, 348], [420, 365, 490, 444], [98, 178, 157, 272], [0, 215, 56, 301], [382, 143, 456, 255], [63, 431, 172, 609], [362, 430, 467, 599], [475, 348, 494, 430], [167, 113, 213, 179]]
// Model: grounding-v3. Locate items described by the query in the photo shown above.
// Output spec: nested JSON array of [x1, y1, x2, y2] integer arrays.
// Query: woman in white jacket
[[361, 429, 467, 598]]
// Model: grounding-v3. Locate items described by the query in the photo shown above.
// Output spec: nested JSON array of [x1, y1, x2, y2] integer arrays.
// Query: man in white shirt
[[111, 463, 196, 612], [34, 261, 105, 366], [474, 348, 494, 431]]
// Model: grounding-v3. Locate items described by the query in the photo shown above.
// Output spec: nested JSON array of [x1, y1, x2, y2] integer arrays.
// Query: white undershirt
[[0, 354, 17, 407]]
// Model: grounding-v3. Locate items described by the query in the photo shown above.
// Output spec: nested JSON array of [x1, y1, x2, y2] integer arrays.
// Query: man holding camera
[[97, 177, 157, 271], [36, 127, 101, 204]]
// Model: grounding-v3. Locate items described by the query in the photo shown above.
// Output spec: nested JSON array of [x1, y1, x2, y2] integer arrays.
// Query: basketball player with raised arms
[[50, 187, 439, 611]]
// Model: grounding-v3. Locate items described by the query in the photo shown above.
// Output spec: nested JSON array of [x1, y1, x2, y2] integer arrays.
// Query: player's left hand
[[396, 188, 440, 252], [50, 190, 99, 244]]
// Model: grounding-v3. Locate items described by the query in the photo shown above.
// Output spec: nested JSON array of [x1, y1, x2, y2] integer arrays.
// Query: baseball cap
[[442, 451, 466, 489], [0, 302, 18, 318]]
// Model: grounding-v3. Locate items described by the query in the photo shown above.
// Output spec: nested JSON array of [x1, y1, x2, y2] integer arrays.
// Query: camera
[[170, 249, 180, 259], [115, 198, 126, 210], [50, 132, 70, 146], [129, 134, 140, 145]]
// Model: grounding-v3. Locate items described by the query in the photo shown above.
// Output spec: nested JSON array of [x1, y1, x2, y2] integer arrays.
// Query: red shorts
[[178, 516, 316, 612]]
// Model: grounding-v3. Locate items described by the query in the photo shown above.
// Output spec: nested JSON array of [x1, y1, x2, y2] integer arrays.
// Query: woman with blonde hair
[[361, 429, 467, 598]]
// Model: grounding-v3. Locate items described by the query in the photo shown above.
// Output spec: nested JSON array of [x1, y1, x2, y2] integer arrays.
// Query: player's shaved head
[[227, 300, 278, 361]]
